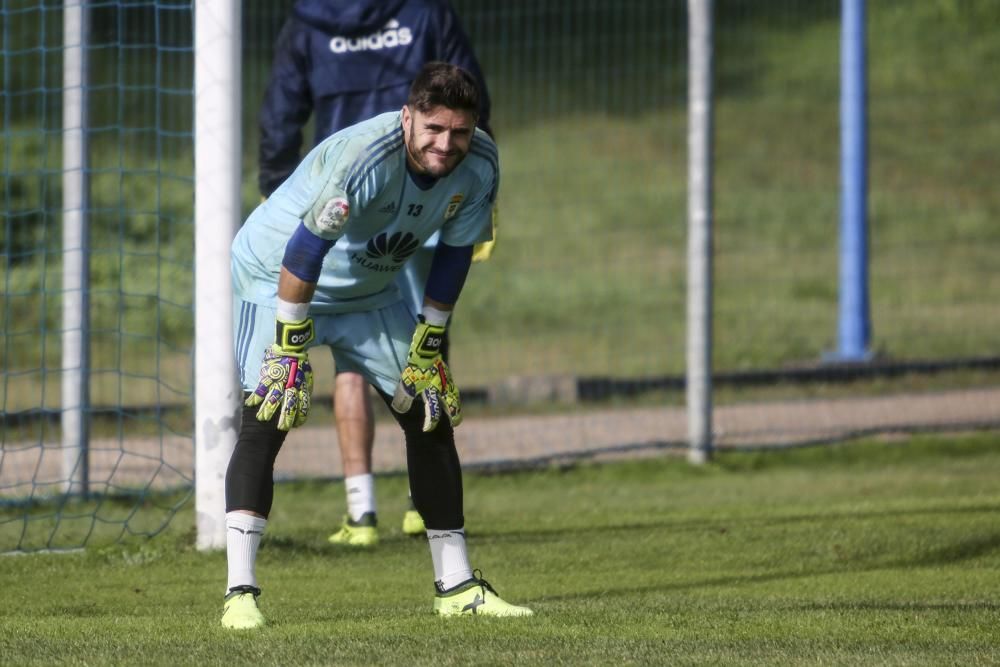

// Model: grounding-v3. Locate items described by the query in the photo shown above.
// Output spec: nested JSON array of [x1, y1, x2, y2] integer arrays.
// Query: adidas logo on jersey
[[329, 19, 413, 54], [379, 201, 397, 214]]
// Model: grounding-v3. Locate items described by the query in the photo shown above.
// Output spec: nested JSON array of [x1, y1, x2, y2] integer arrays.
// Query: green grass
[[2, 432, 1000, 665]]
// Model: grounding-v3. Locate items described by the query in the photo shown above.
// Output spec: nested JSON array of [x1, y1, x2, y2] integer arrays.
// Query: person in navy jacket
[[259, 0, 492, 197]]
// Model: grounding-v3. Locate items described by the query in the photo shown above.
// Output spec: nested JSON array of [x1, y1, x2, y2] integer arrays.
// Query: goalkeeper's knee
[[225, 401, 288, 516], [386, 391, 455, 441], [378, 390, 462, 529]]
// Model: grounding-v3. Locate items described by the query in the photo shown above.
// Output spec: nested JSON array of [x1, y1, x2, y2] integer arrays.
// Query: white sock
[[427, 528, 472, 591], [345, 473, 376, 522], [226, 512, 267, 593]]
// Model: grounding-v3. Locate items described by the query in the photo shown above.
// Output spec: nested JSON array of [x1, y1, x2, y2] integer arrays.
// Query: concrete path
[[274, 385, 1000, 478], [2, 386, 997, 493]]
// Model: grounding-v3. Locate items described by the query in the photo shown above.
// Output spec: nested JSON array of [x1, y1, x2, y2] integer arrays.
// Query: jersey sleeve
[[439, 132, 498, 247], [296, 123, 403, 240], [294, 141, 364, 240], [298, 157, 353, 240]]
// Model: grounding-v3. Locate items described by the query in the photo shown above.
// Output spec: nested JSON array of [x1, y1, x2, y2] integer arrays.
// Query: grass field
[[2, 432, 999, 665]]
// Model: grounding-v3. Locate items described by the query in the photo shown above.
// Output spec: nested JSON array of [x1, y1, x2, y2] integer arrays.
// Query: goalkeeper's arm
[[245, 222, 335, 430], [244, 266, 320, 430], [424, 242, 474, 306], [390, 243, 474, 430], [273, 222, 332, 321]]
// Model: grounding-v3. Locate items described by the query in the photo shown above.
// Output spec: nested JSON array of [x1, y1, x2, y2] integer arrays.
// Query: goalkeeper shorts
[[233, 296, 417, 397]]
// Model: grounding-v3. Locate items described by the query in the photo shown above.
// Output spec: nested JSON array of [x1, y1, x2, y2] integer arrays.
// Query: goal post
[[834, 0, 872, 362], [61, 0, 91, 496], [686, 0, 714, 464], [193, 0, 243, 551]]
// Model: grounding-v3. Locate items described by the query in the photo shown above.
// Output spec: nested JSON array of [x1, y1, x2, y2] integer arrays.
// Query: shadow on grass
[[468, 502, 1000, 544], [259, 532, 424, 556], [535, 529, 1000, 604], [902, 531, 1000, 568]]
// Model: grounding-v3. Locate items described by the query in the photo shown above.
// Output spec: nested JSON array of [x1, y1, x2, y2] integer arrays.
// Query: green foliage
[[1, 125, 195, 384], [2, 432, 999, 664], [0, 136, 61, 266]]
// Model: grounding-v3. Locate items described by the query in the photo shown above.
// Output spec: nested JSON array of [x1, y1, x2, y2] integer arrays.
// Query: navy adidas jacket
[[258, 0, 493, 196]]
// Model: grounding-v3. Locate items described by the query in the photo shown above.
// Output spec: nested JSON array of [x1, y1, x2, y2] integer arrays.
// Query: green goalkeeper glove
[[391, 317, 462, 432], [245, 317, 315, 431]]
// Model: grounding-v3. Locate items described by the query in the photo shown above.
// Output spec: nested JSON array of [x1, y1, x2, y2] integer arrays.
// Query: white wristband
[[277, 297, 309, 322], [422, 304, 451, 326]]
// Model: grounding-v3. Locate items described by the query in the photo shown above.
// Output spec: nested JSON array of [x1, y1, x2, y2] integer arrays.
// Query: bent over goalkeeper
[[221, 62, 532, 629]]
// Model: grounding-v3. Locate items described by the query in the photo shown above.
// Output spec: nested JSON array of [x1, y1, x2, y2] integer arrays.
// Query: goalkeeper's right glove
[[245, 317, 315, 431], [391, 317, 462, 432]]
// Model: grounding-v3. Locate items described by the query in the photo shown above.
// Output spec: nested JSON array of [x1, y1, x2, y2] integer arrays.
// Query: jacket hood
[[293, 0, 409, 35]]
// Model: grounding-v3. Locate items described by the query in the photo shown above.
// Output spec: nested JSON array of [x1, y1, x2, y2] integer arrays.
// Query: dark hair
[[407, 61, 480, 115]]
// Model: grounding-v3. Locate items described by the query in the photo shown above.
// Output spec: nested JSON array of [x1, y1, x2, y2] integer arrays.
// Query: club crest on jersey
[[444, 194, 464, 220], [317, 197, 350, 234]]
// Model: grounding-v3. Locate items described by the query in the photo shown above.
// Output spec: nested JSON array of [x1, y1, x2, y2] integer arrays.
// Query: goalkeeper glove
[[245, 316, 315, 431], [391, 317, 462, 432]]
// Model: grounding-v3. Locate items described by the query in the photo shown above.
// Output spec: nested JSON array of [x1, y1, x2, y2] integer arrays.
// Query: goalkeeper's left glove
[[245, 316, 315, 431], [391, 317, 462, 432]]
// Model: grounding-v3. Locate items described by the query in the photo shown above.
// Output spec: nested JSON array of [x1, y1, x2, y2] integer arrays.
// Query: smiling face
[[401, 104, 478, 179]]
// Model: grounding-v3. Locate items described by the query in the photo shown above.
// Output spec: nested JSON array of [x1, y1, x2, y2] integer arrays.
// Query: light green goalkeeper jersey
[[232, 110, 497, 314]]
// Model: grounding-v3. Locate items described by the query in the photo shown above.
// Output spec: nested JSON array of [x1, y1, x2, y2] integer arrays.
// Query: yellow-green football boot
[[433, 572, 533, 617], [328, 512, 379, 547], [221, 586, 265, 629], [401, 503, 425, 536]]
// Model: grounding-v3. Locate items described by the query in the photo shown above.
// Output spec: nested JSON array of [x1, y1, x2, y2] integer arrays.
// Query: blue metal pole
[[836, 0, 872, 361]]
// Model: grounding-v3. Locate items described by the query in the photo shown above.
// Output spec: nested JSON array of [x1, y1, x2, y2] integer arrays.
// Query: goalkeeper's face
[[401, 104, 477, 179]]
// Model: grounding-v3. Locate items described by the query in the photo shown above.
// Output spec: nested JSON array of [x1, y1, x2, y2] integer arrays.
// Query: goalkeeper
[[221, 62, 532, 630], [258, 0, 497, 547]]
